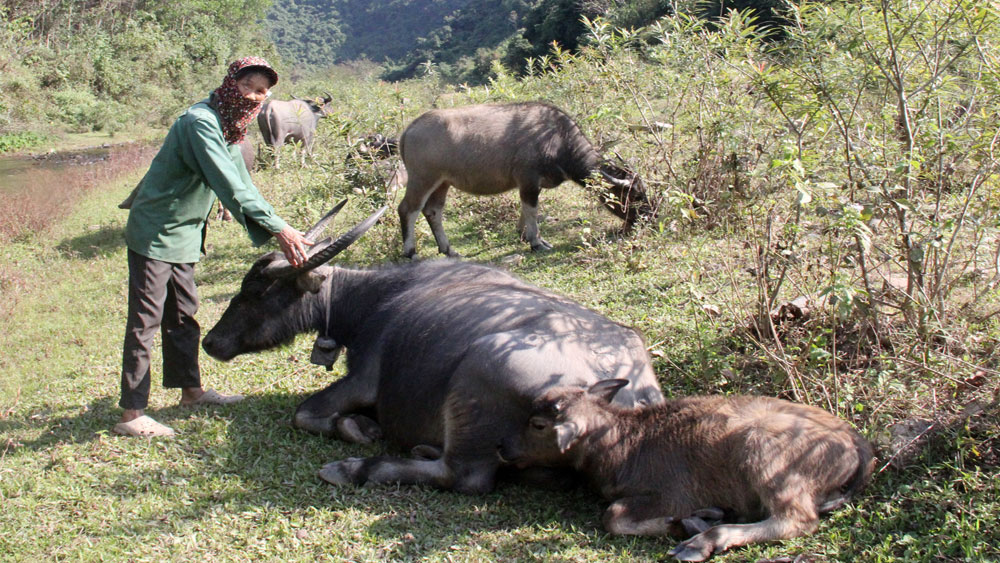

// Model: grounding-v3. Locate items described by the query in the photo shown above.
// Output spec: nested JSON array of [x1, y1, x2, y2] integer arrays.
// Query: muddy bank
[[0, 142, 158, 240], [0, 145, 115, 193]]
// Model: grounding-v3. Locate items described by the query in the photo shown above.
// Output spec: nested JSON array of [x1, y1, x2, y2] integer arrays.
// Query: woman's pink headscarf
[[213, 57, 279, 144]]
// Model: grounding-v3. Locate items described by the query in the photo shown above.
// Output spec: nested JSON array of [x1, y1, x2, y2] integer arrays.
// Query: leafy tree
[[1, 0, 277, 134]]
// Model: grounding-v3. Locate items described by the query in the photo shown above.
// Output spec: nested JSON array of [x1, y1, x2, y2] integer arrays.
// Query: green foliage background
[[0, 0, 800, 140], [1, 0, 275, 141]]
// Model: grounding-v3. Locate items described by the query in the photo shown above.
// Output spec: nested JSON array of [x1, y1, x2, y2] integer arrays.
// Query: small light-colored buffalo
[[257, 94, 333, 168], [201, 204, 664, 494], [498, 380, 875, 561], [397, 102, 655, 258]]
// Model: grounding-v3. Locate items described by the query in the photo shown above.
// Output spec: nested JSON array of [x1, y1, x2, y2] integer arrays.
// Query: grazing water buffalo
[[352, 134, 398, 160], [201, 204, 664, 494], [216, 140, 257, 222], [239, 138, 255, 172], [397, 102, 655, 258], [498, 380, 875, 561], [257, 94, 333, 168]]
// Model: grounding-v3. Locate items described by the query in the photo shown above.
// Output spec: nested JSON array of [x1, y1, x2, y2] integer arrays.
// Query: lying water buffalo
[[257, 94, 333, 168], [498, 381, 875, 561], [201, 204, 664, 494], [397, 102, 655, 258]]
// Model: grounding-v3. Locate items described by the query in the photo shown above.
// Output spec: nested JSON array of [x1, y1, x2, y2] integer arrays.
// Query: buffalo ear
[[554, 421, 581, 454], [588, 379, 629, 404], [295, 269, 329, 294]]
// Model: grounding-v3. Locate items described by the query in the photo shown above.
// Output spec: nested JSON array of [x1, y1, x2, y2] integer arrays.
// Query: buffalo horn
[[599, 168, 633, 189], [264, 206, 388, 278], [304, 198, 348, 241]]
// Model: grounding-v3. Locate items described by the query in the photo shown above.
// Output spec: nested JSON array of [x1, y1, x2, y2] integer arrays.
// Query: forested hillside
[[1, 0, 790, 145], [263, 0, 785, 84], [0, 0, 276, 148], [264, 0, 531, 82]]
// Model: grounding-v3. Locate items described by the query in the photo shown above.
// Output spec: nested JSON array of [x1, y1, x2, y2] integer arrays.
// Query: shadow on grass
[[1, 387, 670, 559], [214, 393, 666, 560], [55, 224, 124, 260], [14, 385, 995, 559]]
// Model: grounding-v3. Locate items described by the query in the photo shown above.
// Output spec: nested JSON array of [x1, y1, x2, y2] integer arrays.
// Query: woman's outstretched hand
[[274, 225, 315, 267]]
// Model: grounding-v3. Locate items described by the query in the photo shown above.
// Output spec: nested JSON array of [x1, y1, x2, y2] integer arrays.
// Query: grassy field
[[1, 134, 997, 562]]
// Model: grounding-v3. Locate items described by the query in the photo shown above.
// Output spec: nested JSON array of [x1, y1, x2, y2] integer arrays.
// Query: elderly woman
[[115, 57, 311, 437]]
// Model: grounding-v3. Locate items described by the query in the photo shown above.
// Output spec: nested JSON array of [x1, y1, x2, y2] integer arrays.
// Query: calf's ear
[[555, 422, 581, 453], [588, 379, 629, 404]]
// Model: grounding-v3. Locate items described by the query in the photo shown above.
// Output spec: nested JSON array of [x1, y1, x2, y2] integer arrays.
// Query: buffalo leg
[[669, 516, 818, 562], [318, 456, 455, 489], [216, 202, 232, 222], [398, 175, 444, 258], [422, 183, 458, 257], [317, 389, 506, 494], [669, 491, 819, 562], [317, 453, 499, 494], [271, 141, 283, 170], [603, 495, 698, 537], [301, 137, 313, 167], [292, 370, 380, 442], [517, 184, 551, 251]]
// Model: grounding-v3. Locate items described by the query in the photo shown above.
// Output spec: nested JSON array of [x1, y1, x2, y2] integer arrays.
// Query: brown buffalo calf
[[498, 380, 874, 561]]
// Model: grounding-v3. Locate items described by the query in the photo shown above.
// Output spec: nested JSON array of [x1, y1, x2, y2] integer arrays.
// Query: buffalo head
[[292, 92, 335, 119], [202, 201, 386, 361], [596, 160, 656, 230]]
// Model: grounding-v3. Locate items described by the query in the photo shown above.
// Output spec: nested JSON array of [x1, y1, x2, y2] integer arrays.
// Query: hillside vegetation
[[2, 0, 1000, 561], [265, 0, 790, 84], [0, 0, 275, 147]]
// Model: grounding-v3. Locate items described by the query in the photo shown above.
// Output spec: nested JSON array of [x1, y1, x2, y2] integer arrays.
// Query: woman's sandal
[[112, 415, 175, 437]]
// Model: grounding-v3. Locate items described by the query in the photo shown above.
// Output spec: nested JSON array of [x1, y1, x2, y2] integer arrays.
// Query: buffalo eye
[[529, 417, 549, 431]]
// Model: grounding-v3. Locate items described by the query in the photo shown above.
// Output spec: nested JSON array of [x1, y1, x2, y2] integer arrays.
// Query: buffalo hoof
[[680, 517, 711, 536], [411, 444, 442, 460], [669, 534, 715, 562], [530, 239, 553, 252], [691, 507, 725, 520], [292, 413, 335, 436], [336, 414, 381, 443], [319, 458, 367, 486], [680, 507, 726, 536]]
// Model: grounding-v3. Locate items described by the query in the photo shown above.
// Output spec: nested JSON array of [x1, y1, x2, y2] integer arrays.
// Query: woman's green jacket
[[125, 99, 287, 264]]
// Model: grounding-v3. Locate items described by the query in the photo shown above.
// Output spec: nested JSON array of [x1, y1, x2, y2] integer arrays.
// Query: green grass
[[1, 148, 997, 561]]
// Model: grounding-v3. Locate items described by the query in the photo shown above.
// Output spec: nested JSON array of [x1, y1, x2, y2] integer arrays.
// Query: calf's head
[[202, 202, 386, 361], [498, 379, 628, 467]]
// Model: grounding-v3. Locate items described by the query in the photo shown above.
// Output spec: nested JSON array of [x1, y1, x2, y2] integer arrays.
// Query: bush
[[50, 88, 104, 132], [0, 131, 45, 153]]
